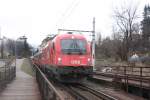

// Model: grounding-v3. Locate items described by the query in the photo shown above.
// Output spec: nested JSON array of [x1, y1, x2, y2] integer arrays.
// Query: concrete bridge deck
[[0, 59, 41, 100]]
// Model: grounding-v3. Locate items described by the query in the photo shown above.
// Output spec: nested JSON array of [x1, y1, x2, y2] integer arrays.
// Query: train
[[32, 32, 93, 83]]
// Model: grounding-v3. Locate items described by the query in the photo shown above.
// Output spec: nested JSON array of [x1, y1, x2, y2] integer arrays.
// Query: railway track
[[35, 64, 146, 100], [46, 75, 117, 100], [60, 84, 118, 100], [77, 84, 117, 100]]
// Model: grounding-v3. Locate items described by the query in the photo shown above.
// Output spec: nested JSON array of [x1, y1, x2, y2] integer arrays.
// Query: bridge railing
[[0, 59, 16, 91], [34, 64, 64, 100], [113, 66, 150, 90]]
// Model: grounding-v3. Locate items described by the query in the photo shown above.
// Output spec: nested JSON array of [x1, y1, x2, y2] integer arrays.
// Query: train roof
[[38, 33, 87, 50]]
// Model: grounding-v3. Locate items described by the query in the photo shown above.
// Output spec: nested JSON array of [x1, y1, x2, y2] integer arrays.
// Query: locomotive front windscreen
[[61, 39, 86, 54]]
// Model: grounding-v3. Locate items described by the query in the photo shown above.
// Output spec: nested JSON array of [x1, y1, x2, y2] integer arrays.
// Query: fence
[[0, 59, 16, 91], [34, 64, 64, 100], [112, 65, 150, 91]]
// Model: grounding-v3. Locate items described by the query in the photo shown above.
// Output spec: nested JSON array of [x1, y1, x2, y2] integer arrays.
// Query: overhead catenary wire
[[42, 0, 80, 43], [56, 0, 80, 29]]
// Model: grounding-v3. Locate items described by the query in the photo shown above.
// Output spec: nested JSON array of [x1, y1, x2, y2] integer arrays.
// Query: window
[[61, 39, 86, 54]]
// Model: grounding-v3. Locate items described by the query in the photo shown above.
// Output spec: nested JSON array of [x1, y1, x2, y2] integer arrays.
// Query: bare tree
[[113, 3, 139, 60], [111, 27, 123, 61]]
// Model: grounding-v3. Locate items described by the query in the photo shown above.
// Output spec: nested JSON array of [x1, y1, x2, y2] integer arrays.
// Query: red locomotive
[[32, 33, 93, 82]]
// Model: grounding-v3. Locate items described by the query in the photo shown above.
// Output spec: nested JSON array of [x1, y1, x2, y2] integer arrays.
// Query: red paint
[[32, 33, 93, 82]]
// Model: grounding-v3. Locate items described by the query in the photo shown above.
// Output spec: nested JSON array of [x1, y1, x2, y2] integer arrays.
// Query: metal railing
[[113, 65, 150, 91], [34, 64, 64, 100], [0, 59, 16, 91], [95, 65, 150, 91]]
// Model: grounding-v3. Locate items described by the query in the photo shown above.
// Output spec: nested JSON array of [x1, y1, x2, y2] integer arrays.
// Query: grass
[[21, 58, 35, 77]]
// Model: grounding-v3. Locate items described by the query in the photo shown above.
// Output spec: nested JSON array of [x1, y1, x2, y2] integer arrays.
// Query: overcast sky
[[0, 0, 150, 47]]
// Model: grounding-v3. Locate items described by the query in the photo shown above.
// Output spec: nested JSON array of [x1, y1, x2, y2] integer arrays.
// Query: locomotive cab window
[[61, 39, 86, 54]]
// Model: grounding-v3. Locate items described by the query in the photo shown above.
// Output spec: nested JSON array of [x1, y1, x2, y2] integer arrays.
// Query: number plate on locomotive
[[71, 60, 80, 64]]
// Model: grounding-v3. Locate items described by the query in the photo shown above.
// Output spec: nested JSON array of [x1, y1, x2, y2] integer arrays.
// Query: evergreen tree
[[141, 5, 150, 50]]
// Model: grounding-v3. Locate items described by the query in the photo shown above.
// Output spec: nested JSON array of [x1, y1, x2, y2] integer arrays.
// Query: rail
[[0, 59, 16, 91], [34, 64, 64, 100], [69, 84, 118, 100], [79, 85, 118, 100], [58, 84, 88, 100]]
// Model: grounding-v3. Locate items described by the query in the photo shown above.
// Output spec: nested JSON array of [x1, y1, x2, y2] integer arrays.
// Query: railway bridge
[[0, 58, 148, 100]]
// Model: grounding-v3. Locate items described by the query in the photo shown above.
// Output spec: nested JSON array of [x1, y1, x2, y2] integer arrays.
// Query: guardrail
[[95, 65, 150, 91], [113, 66, 150, 91], [0, 60, 16, 91], [34, 64, 64, 100]]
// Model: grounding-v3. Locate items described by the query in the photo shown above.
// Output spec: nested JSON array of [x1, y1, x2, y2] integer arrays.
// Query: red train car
[[35, 33, 93, 82]]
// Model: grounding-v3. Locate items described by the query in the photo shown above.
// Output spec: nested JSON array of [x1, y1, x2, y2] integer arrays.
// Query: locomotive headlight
[[58, 57, 61, 61], [58, 57, 62, 64], [88, 58, 90, 62], [87, 58, 91, 65]]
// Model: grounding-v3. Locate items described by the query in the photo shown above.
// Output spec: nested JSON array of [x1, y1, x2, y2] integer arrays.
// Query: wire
[[56, 0, 80, 29]]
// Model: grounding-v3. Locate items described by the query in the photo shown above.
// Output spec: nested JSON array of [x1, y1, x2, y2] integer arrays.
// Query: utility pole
[[92, 17, 96, 70]]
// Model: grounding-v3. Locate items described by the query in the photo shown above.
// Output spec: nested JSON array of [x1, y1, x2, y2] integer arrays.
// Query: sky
[[0, 0, 150, 47]]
